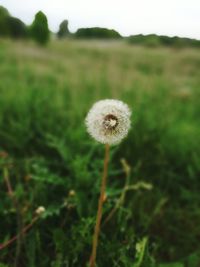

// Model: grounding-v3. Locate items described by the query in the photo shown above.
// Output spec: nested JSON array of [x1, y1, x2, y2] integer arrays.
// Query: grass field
[[0, 38, 200, 267]]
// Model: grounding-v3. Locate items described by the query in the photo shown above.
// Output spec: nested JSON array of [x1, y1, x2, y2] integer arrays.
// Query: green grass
[[0, 38, 200, 267]]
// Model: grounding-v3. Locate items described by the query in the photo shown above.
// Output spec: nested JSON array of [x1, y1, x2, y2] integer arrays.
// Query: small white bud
[[35, 206, 46, 215]]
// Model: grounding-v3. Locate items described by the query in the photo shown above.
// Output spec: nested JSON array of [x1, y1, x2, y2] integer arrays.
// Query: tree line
[[0, 5, 199, 48], [0, 6, 69, 45], [128, 34, 200, 48]]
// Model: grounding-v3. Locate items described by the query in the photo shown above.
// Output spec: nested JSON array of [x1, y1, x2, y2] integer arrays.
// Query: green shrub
[[128, 34, 200, 48], [57, 20, 69, 38], [75, 27, 121, 39], [7, 16, 27, 38], [0, 5, 27, 39], [30, 11, 50, 45], [0, 6, 10, 36]]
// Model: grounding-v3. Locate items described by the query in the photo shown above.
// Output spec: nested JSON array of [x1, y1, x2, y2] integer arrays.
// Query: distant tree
[[30, 11, 50, 45], [57, 20, 69, 38], [7, 17, 27, 38], [75, 27, 121, 39], [0, 6, 10, 36], [0, 5, 9, 17]]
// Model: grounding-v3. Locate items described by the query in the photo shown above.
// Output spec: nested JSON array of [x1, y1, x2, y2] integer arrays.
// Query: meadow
[[0, 38, 200, 267]]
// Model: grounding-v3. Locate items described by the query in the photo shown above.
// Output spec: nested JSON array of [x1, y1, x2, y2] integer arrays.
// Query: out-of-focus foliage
[[75, 27, 121, 39], [0, 39, 200, 266], [30, 11, 50, 45], [1, 4, 200, 49], [7, 17, 27, 38], [0, 6, 26, 39], [57, 20, 70, 38], [128, 34, 200, 48], [0, 6, 10, 36]]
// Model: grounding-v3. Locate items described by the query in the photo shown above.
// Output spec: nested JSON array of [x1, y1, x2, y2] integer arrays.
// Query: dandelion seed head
[[85, 99, 131, 145]]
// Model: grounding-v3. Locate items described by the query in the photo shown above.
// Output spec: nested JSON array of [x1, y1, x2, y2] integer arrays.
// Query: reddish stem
[[0, 216, 38, 250]]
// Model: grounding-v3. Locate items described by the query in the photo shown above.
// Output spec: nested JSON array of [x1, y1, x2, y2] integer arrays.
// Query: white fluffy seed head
[[85, 99, 131, 145]]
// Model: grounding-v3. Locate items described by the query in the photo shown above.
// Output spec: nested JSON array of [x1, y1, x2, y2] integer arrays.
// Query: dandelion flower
[[87, 99, 132, 267], [85, 99, 131, 145]]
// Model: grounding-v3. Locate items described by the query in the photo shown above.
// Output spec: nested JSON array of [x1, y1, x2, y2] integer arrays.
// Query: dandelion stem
[[89, 143, 110, 267]]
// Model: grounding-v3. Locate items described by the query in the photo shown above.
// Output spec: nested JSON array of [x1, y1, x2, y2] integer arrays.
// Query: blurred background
[[0, 1, 200, 266]]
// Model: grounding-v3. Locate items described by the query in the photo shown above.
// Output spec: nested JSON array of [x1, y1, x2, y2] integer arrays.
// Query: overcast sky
[[1, 0, 200, 39]]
